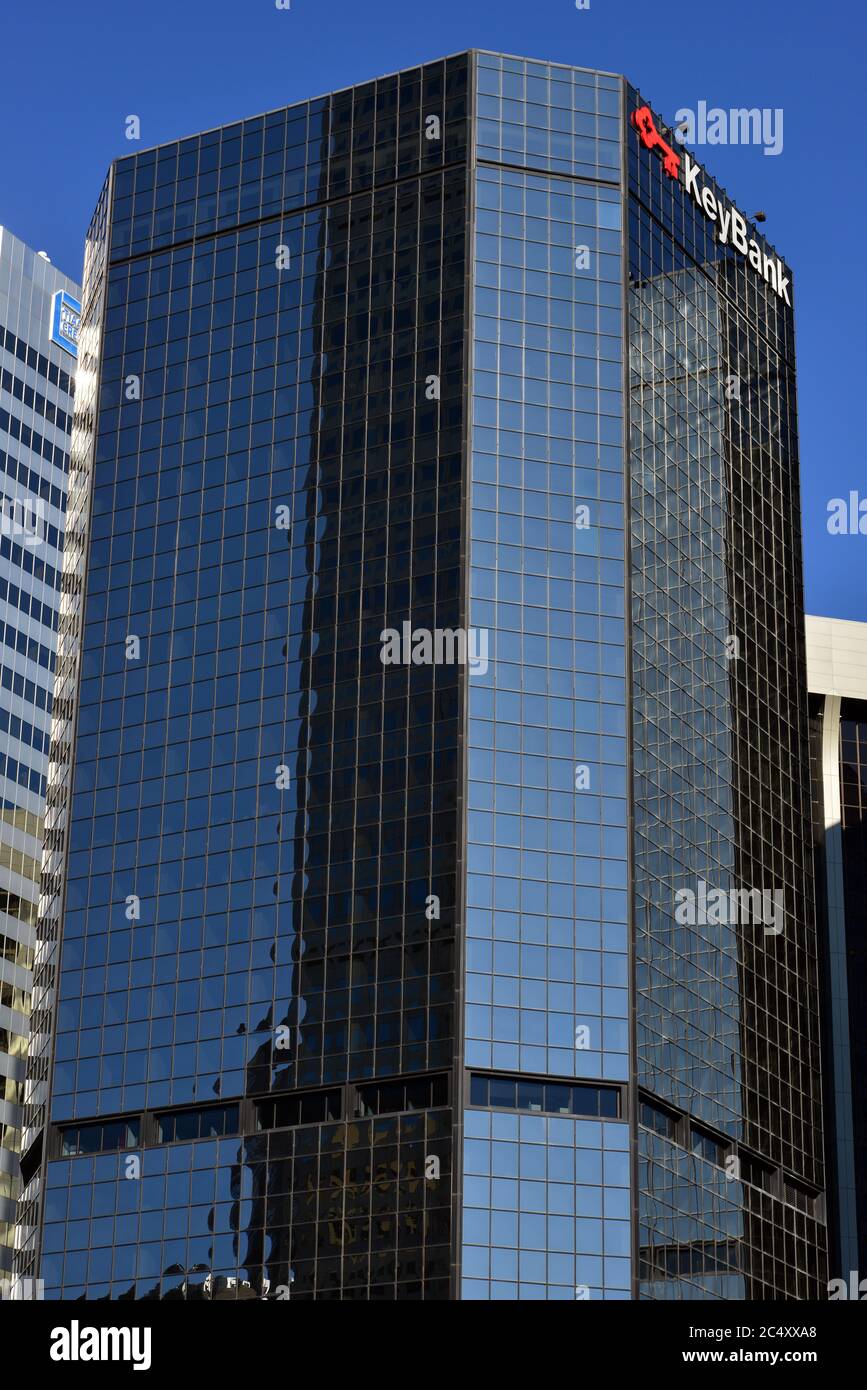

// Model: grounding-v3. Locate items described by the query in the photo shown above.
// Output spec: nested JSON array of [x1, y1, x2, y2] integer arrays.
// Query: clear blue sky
[[2, 0, 863, 618]]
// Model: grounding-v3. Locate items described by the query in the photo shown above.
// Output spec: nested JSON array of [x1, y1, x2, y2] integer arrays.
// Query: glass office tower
[[0, 226, 78, 1284], [14, 53, 826, 1300]]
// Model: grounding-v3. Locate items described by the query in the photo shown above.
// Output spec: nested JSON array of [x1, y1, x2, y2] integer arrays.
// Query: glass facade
[[17, 56, 469, 1300], [628, 88, 825, 1298], [0, 227, 78, 1281], [13, 53, 826, 1301], [462, 53, 631, 1299]]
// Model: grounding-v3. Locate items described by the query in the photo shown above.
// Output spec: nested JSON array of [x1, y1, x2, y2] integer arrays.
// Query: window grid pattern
[[40, 1109, 451, 1299], [475, 53, 621, 181], [29, 56, 471, 1299], [838, 705, 867, 1264], [466, 164, 628, 1083], [462, 1109, 631, 1299], [640, 1130, 826, 1300], [110, 61, 468, 262], [462, 56, 632, 1302], [0, 229, 79, 1278], [627, 83, 826, 1298], [53, 168, 465, 1122]]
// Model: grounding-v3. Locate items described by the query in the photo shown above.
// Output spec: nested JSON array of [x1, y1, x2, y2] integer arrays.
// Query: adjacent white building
[[806, 613, 867, 1281], [0, 226, 79, 1279]]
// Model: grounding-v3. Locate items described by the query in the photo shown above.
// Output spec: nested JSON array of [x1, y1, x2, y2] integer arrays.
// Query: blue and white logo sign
[[50, 290, 81, 359]]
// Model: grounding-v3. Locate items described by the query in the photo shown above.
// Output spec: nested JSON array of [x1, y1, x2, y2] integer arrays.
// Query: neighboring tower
[[806, 613, 867, 1288], [0, 226, 79, 1287], [15, 55, 826, 1301]]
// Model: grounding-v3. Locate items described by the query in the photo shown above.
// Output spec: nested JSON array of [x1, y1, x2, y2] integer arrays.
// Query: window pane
[[489, 1077, 516, 1108], [545, 1083, 571, 1114], [570, 1087, 598, 1117], [469, 1074, 489, 1105], [599, 1087, 619, 1118], [517, 1080, 544, 1111]]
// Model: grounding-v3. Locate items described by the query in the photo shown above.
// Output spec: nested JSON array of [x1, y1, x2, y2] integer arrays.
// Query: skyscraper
[[14, 52, 825, 1300], [0, 226, 79, 1284], [806, 614, 867, 1289]]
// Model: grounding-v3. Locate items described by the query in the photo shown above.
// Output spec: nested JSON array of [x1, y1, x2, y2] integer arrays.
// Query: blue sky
[[2, 0, 862, 618]]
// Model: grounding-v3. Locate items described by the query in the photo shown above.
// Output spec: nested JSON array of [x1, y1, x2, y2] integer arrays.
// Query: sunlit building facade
[[807, 615, 867, 1288], [0, 226, 78, 1282]]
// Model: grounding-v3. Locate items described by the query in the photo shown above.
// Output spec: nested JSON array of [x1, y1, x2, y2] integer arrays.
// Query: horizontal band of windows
[[255, 1074, 449, 1129], [115, 161, 467, 224], [108, 245, 469, 300], [0, 620, 57, 674], [59, 1104, 238, 1156], [0, 931, 35, 970], [113, 164, 469, 252], [105, 261, 469, 314], [59, 1117, 142, 1157], [114, 175, 470, 258], [157, 1103, 238, 1144], [476, 109, 621, 134], [0, 893, 38, 928], [255, 1089, 341, 1130], [0, 408, 69, 476], [98, 313, 466, 385], [638, 1092, 822, 1216], [0, 1027, 27, 1058], [0, 752, 46, 801], [0, 573, 59, 639], [0, 367, 73, 436], [73, 638, 623, 678], [0, 705, 51, 762], [0, 533, 61, 593], [55, 1072, 452, 1156], [71, 714, 603, 765], [0, 1121, 22, 1154], [639, 1240, 741, 1279], [356, 1072, 448, 1117], [104, 280, 469, 337], [0, 662, 53, 716], [0, 323, 75, 397], [469, 1071, 621, 1119], [107, 233, 470, 312], [0, 981, 30, 1015], [115, 116, 468, 187], [0, 445, 67, 514]]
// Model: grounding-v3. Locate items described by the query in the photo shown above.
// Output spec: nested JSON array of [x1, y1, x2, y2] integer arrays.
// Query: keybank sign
[[632, 105, 791, 307]]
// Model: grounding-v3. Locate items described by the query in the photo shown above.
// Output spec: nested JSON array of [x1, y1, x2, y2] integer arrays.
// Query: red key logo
[[632, 105, 681, 179]]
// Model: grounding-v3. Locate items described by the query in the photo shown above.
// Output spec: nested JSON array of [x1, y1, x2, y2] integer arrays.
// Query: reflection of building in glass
[[13, 54, 827, 1301], [807, 615, 867, 1285], [0, 226, 78, 1282], [629, 90, 825, 1296], [15, 59, 466, 1300]]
